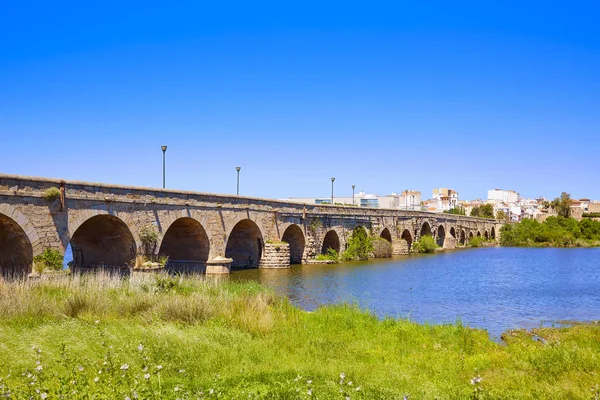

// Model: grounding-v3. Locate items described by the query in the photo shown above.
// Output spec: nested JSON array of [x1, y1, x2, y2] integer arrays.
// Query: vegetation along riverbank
[[0, 273, 599, 399], [500, 216, 600, 247]]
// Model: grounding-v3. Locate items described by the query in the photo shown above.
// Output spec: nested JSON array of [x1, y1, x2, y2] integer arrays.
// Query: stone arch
[[401, 229, 413, 249], [484, 230, 490, 240], [469, 232, 474, 239], [321, 230, 340, 254], [477, 231, 482, 237], [158, 217, 210, 270], [420, 221, 432, 237], [450, 227, 456, 239], [460, 230, 466, 245], [282, 224, 305, 265], [225, 219, 263, 269], [0, 209, 36, 276], [436, 225, 446, 247], [491, 227, 496, 239], [70, 214, 136, 267], [380, 228, 392, 243]]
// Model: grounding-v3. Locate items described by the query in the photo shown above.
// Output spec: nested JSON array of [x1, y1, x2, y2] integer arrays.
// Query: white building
[[432, 188, 459, 211], [488, 189, 520, 204], [285, 190, 422, 210]]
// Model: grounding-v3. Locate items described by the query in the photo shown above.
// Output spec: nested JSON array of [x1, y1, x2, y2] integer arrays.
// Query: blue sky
[[1, 1, 598, 201]]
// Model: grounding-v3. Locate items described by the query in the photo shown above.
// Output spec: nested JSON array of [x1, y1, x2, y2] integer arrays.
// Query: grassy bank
[[500, 216, 600, 247], [0, 274, 599, 399]]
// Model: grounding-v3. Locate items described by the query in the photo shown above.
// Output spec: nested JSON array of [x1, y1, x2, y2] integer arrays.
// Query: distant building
[[487, 189, 520, 204], [285, 190, 422, 210], [432, 188, 459, 212]]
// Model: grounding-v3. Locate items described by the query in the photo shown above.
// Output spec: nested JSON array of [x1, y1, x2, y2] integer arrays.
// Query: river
[[231, 247, 600, 338]]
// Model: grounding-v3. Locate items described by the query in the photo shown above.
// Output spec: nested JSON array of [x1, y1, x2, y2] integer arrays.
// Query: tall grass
[[0, 273, 599, 398]]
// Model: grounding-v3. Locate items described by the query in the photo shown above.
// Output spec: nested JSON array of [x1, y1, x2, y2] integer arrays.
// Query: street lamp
[[236, 166, 241, 195], [331, 177, 335, 205], [161, 145, 167, 189], [352, 184, 355, 206]]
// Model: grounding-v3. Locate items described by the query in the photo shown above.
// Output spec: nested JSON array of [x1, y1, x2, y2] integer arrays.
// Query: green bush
[[42, 187, 61, 202], [372, 237, 392, 258], [468, 236, 487, 247], [412, 235, 437, 253], [316, 248, 339, 262], [341, 227, 373, 261], [33, 248, 64, 272]]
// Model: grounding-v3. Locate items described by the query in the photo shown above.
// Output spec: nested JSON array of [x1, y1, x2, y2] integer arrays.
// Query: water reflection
[[231, 247, 600, 338]]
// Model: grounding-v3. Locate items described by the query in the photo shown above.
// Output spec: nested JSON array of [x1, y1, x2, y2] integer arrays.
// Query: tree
[[445, 206, 466, 215], [471, 204, 494, 218], [551, 192, 572, 218], [496, 210, 509, 221]]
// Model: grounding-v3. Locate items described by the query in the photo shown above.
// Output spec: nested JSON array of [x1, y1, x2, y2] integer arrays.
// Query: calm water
[[231, 247, 600, 337]]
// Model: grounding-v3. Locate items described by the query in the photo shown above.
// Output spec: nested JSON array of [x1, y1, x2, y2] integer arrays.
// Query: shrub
[[138, 225, 158, 255], [412, 235, 437, 253], [468, 236, 487, 247], [42, 187, 61, 202], [372, 237, 392, 258], [316, 248, 339, 262], [33, 248, 63, 271], [341, 227, 373, 261]]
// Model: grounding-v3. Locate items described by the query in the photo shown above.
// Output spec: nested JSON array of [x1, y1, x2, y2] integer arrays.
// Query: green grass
[[0, 274, 599, 399]]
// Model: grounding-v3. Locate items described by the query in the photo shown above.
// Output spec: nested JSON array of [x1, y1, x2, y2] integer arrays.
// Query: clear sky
[[1, 1, 598, 201]]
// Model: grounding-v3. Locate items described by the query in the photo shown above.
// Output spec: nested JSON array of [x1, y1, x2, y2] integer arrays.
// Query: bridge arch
[[436, 225, 446, 247], [225, 219, 263, 269], [380, 228, 392, 243], [459, 230, 466, 245], [70, 214, 136, 267], [321, 230, 340, 254], [469, 232, 474, 239], [158, 217, 210, 269], [491, 227, 496, 240], [282, 224, 305, 265], [420, 222, 432, 237], [450, 227, 456, 239], [0, 206, 37, 276], [401, 229, 413, 250], [477, 231, 482, 237], [484, 230, 490, 240]]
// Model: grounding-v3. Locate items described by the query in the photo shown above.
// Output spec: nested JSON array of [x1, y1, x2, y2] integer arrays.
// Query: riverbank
[[0, 274, 599, 399]]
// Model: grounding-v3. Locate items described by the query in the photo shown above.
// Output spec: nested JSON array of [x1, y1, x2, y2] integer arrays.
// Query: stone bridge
[[0, 174, 503, 275]]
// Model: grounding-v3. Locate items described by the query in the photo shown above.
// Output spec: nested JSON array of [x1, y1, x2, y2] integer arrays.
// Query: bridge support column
[[206, 257, 233, 274], [392, 240, 409, 255], [260, 243, 291, 269], [443, 237, 456, 250]]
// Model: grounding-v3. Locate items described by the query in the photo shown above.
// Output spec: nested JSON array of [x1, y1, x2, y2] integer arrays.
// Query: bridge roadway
[[0, 174, 502, 275]]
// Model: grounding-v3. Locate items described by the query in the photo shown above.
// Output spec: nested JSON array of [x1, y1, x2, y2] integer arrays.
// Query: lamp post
[[161, 145, 167, 189], [331, 177, 335, 205], [236, 166, 241, 195], [352, 184, 355, 206]]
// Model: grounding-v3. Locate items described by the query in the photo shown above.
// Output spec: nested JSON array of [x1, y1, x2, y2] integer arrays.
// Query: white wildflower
[[137, 343, 144, 352], [120, 364, 129, 371], [36, 366, 42, 372], [144, 373, 150, 380], [94, 377, 99, 382]]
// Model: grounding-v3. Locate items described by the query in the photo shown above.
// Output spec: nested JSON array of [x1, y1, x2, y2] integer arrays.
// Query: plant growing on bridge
[[341, 227, 373, 261], [42, 187, 61, 202], [139, 225, 159, 256], [33, 248, 64, 272], [411, 235, 437, 253], [309, 219, 322, 235]]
